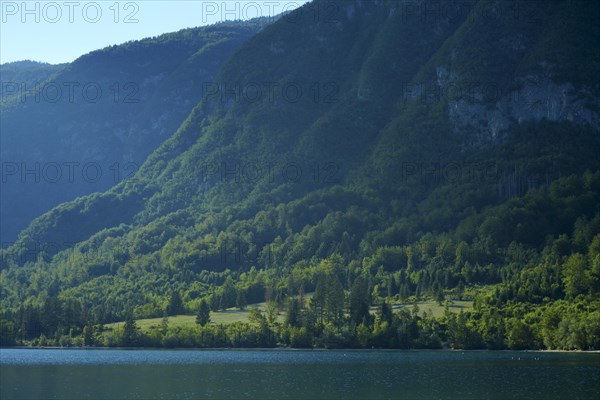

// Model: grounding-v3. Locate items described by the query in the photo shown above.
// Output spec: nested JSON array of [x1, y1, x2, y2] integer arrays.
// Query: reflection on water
[[1, 349, 599, 400]]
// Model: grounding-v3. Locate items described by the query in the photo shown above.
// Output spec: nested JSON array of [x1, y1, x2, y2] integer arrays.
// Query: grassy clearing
[[105, 299, 472, 332], [104, 309, 253, 333], [366, 298, 473, 318], [390, 299, 473, 318]]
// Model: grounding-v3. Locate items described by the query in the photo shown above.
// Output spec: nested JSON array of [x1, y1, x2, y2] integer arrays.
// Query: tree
[[236, 289, 247, 310], [434, 283, 445, 305], [248, 307, 268, 328], [167, 290, 184, 316], [220, 277, 236, 310], [480, 311, 505, 350], [507, 319, 536, 350], [447, 312, 482, 349], [290, 326, 311, 348], [456, 280, 465, 298], [286, 297, 302, 327], [563, 253, 592, 298], [161, 312, 169, 335], [0, 319, 16, 346], [325, 275, 345, 325], [356, 322, 371, 348], [266, 300, 279, 326], [83, 324, 94, 346], [122, 312, 139, 346], [379, 300, 393, 325], [40, 296, 61, 337], [349, 276, 371, 325], [312, 277, 327, 325], [196, 300, 211, 327], [248, 306, 274, 346]]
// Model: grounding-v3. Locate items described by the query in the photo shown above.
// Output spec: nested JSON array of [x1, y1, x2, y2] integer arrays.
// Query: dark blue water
[[1, 348, 599, 399]]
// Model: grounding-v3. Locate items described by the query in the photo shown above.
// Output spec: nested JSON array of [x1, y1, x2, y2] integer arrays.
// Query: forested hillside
[[0, 20, 268, 243], [1, 0, 599, 350], [0, 61, 65, 101]]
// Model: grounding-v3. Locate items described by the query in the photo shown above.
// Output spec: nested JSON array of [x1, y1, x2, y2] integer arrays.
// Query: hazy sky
[[0, 0, 311, 64]]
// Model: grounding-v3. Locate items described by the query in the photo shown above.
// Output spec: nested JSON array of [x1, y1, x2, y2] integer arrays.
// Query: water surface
[[1, 348, 598, 399]]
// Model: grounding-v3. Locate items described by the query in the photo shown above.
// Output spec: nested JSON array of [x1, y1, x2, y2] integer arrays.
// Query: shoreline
[[2, 346, 599, 353]]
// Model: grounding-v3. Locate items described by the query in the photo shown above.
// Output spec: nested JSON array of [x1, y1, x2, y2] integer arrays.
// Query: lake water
[[1, 349, 599, 399]]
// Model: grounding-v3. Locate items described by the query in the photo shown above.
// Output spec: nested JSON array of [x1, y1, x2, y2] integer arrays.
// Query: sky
[[0, 0, 311, 64]]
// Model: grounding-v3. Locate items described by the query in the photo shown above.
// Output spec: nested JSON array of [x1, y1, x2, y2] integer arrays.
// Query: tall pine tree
[[196, 300, 211, 326]]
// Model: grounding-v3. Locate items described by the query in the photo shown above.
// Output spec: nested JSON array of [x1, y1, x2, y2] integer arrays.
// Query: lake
[[1, 349, 598, 399]]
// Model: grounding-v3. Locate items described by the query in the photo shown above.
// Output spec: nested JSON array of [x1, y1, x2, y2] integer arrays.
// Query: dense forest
[[2, 168, 599, 350], [1, 0, 599, 350]]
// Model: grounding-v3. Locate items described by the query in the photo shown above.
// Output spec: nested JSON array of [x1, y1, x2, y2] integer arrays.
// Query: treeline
[[2, 231, 599, 350], [2, 293, 598, 351]]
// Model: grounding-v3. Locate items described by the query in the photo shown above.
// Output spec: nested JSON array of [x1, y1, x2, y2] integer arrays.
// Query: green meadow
[[105, 298, 473, 333]]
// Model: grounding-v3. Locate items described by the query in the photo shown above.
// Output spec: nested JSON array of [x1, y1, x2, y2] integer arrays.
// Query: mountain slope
[[1, 0, 599, 349], [0, 20, 267, 244], [0, 61, 65, 101]]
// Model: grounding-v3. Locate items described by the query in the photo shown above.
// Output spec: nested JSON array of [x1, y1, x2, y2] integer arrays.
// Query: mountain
[[0, 20, 268, 244], [1, 0, 599, 350], [0, 61, 65, 101]]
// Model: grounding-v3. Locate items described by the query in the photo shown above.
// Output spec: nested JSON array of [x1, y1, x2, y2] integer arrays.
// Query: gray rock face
[[443, 67, 600, 144]]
